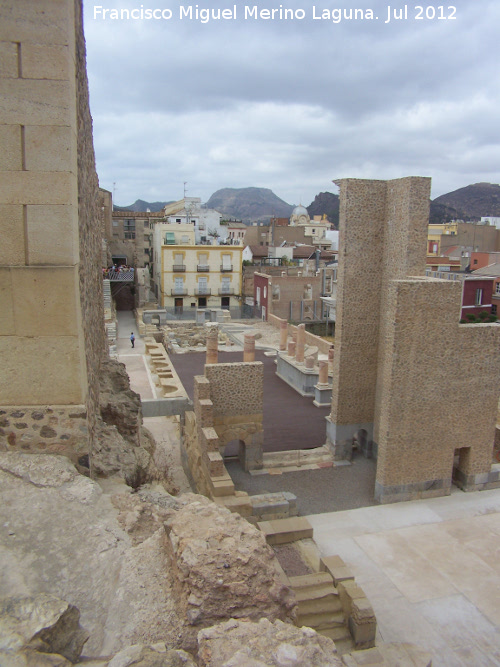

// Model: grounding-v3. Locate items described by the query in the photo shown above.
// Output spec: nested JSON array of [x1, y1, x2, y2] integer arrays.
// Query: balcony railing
[[173, 264, 186, 272], [220, 264, 233, 272], [197, 265, 210, 272], [195, 287, 211, 296], [218, 288, 234, 295], [171, 288, 188, 296], [103, 268, 134, 282]]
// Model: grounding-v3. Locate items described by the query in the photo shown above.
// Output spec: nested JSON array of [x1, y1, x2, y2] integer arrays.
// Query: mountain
[[205, 187, 294, 223], [307, 191, 340, 228], [113, 199, 173, 213], [430, 183, 500, 222]]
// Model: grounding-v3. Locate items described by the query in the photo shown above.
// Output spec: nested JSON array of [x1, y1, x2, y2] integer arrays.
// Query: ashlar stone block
[[0, 1, 74, 46], [24, 125, 74, 172], [0, 170, 77, 206], [21, 43, 71, 80], [0, 204, 25, 265], [0, 79, 72, 126], [0, 125, 22, 170], [0, 335, 86, 405], [26, 204, 78, 265], [10, 266, 80, 336], [0, 41, 18, 78], [0, 267, 15, 335]]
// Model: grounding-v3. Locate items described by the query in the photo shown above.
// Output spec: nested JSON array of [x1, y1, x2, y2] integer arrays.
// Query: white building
[[162, 197, 228, 244]]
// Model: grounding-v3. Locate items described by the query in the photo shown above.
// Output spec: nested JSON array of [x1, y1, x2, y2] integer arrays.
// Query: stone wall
[[0, 406, 88, 461], [0, 0, 106, 470], [75, 0, 107, 470], [328, 177, 500, 503]]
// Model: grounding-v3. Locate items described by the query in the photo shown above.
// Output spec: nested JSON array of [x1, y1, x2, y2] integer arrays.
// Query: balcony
[[220, 264, 233, 272], [173, 264, 186, 272], [171, 288, 187, 296], [197, 265, 210, 272], [218, 288, 234, 295], [195, 287, 211, 296]]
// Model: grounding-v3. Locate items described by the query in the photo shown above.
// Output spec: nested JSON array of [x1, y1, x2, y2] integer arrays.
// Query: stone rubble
[[197, 618, 342, 667]]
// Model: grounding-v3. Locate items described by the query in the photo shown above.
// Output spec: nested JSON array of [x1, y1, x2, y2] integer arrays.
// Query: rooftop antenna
[[183, 181, 188, 198]]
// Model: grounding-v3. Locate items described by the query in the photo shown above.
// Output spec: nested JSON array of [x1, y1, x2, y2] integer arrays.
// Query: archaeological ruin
[[1, 1, 499, 665], [327, 177, 500, 503]]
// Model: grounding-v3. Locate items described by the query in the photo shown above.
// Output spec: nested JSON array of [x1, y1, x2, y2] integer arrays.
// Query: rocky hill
[[113, 199, 172, 213], [205, 187, 294, 223], [430, 182, 500, 222], [307, 191, 340, 228]]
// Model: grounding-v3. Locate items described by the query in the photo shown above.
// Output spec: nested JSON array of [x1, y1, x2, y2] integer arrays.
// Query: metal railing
[[195, 288, 211, 296], [220, 264, 233, 272], [218, 288, 234, 295], [173, 265, 186, 272], [197, 265, 210, 272], [171, 288, 188, 295], [103, 269, 134, 282]]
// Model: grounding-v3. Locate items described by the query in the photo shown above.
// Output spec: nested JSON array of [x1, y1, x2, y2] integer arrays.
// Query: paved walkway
[[308, 488, 500, 666]]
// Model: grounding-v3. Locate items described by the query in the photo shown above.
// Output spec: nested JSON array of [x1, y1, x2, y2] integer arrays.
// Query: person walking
[[130, 332, 135, 348]]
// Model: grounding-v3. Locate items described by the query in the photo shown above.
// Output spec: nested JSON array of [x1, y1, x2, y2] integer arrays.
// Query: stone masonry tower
[[327, 177, 500, 503], [0, 1, 106, 464]]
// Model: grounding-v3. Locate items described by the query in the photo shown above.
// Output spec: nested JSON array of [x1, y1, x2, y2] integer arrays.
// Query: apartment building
[[151, 224, 242, 310]]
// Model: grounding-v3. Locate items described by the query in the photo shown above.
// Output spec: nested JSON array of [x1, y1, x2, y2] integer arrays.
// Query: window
[[495, 283, 500, 295], [144, 221, 149, 227], [112, 219, 118, 227], [473, 259, 478, 265], [475, 288, 483, 306], [124, 219, 135, 239], [176, 218, 181, 223], [492, 304, 497, 316]]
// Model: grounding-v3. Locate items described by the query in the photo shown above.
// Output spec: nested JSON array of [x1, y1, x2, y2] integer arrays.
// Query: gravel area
[[273, 544, 313, 577], [226, 455, 377, 516]]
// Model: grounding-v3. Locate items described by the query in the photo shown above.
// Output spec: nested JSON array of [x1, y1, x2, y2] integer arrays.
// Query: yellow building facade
[[159, 244, 243, 311]]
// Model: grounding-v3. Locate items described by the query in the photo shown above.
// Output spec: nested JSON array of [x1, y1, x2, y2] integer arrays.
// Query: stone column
[[279, 319, 288, 351], [296, 324, 306, 364], [244, 333, 256, 362], [328, 347, 334, 374], [305, 355, 315, 370], [288, 341, 296, 357], [206, 326, 219, 364], [318, 360, 329, 385]]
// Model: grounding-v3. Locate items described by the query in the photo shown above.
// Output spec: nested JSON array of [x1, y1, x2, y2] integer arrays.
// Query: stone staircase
[[290, 572, 352, 651]]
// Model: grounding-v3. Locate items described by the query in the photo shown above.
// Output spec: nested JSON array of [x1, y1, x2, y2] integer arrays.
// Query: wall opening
[[452, 446, 471, 489]]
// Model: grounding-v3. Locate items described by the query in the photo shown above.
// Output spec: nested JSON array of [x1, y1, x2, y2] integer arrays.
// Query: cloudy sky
[[83, 0, 500, 207]]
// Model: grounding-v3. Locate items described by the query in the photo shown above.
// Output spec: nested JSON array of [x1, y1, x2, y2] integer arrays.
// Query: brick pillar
[[319, 360, 329, 385], [206, 327, 218, 364], [244, 333, 255, 362], [296, 324, 306, 363], [279, 319, 288, 351]]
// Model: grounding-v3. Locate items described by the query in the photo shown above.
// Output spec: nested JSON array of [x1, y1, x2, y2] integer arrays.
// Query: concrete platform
[[308, 487, 500, 666]]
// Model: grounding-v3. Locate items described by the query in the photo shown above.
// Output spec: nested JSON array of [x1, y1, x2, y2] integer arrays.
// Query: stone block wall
[[0, 1, 106, 468], [328, 177, 500, 503]]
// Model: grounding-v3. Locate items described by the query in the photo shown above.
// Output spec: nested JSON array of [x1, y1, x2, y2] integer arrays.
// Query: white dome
[[290, 204, 310, 226], [292, 205, 309, 217]]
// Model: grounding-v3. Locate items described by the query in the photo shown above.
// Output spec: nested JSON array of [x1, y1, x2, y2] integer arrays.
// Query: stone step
[[298, 610, 345, 629], [289, 572, 333, 591], [296, 592, 342, 615], [317, 625, 352, 644], [258, 517, 313, 545]]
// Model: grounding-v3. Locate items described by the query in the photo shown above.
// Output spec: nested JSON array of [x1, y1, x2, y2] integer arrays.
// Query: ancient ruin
[[327, 177, 500, 503]]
